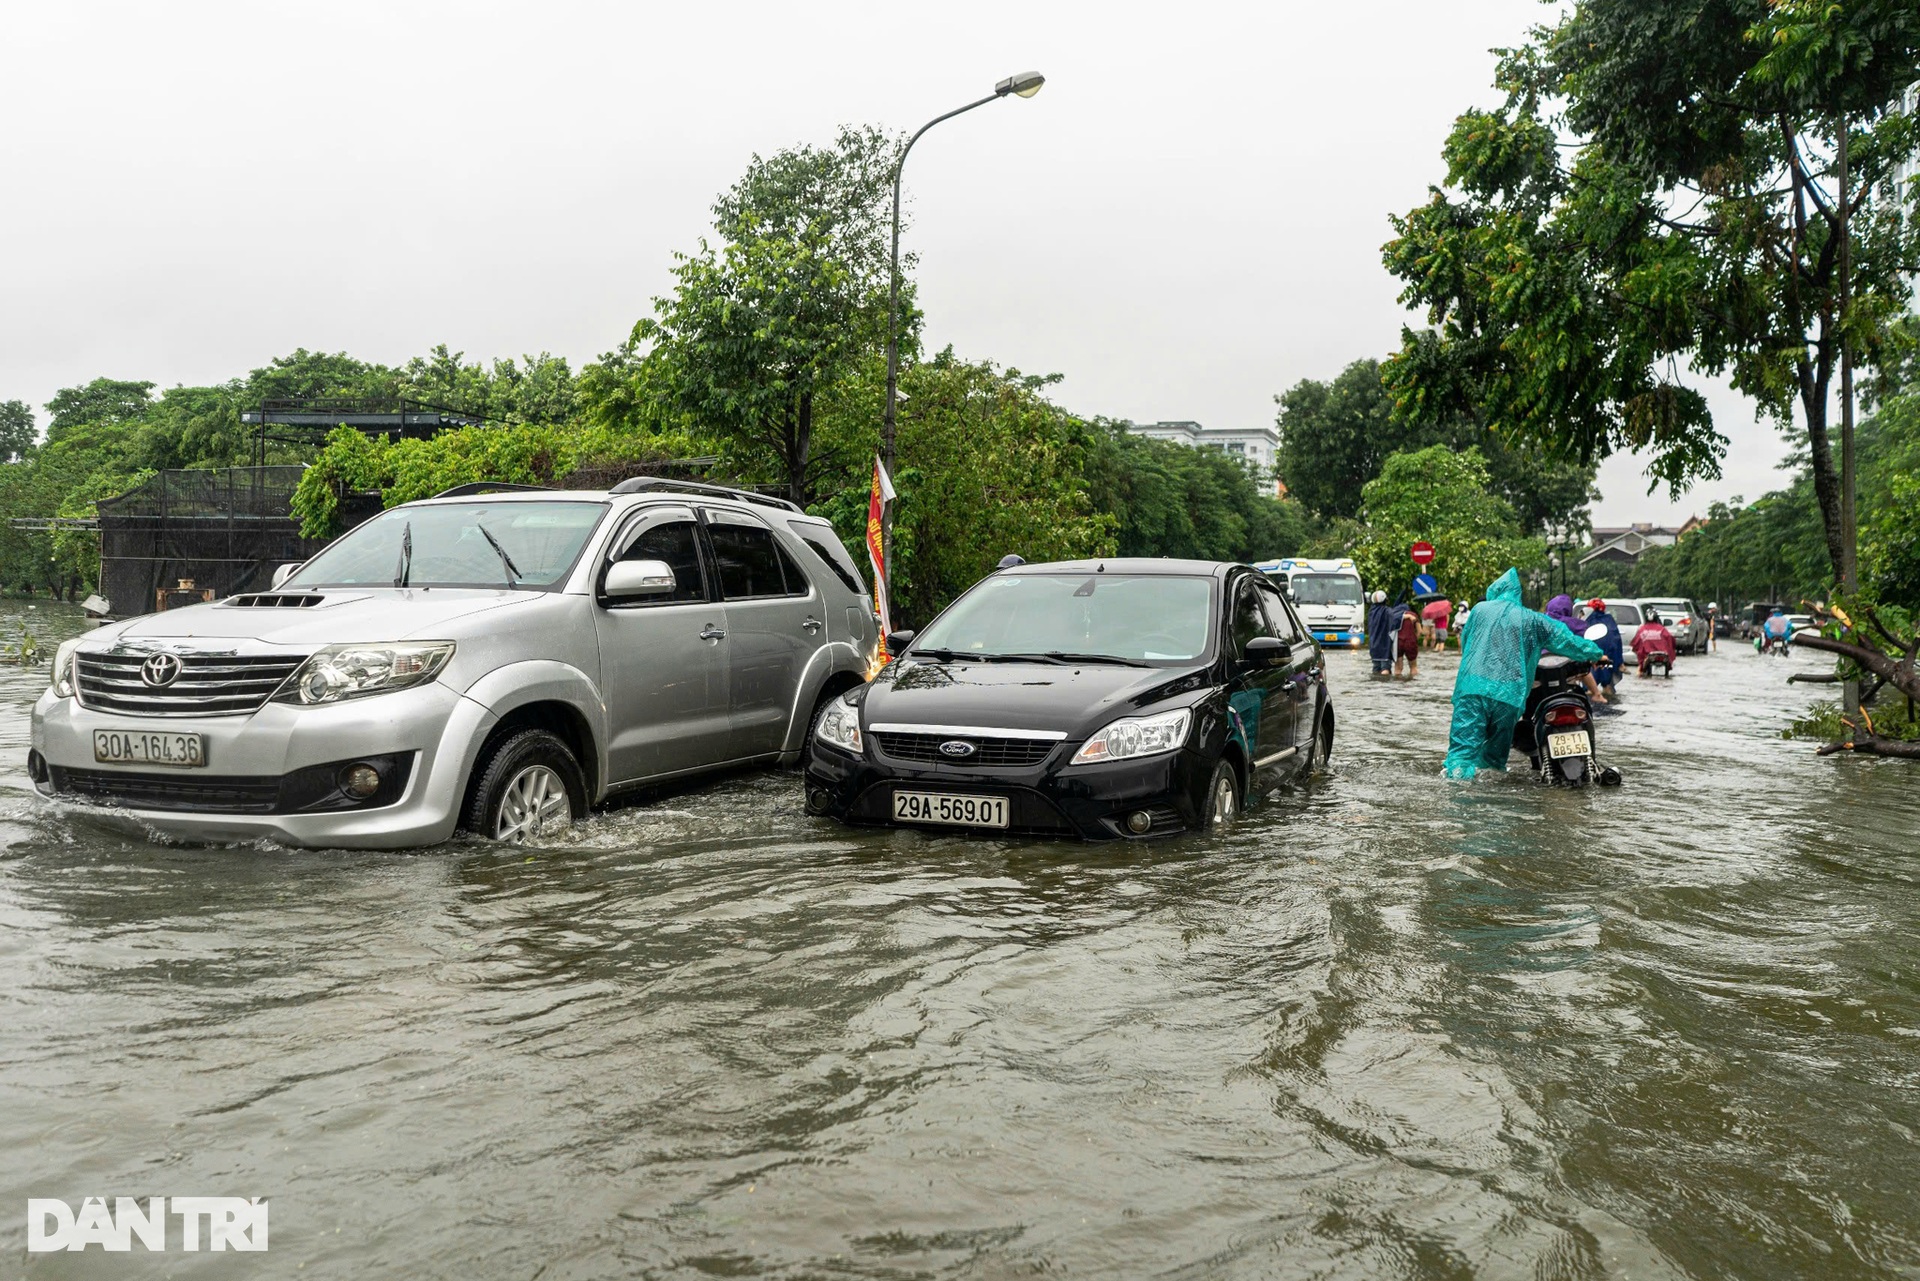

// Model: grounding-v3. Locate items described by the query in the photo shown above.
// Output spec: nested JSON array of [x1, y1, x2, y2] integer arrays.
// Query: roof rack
[[429, 482, 555, 499], [608, 476, 802, 513]]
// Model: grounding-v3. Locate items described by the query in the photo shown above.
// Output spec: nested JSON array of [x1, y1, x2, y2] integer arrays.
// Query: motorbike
[[1511, 632, 1625, 788]]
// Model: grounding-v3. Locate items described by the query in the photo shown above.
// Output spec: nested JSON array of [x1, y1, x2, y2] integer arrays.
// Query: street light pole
[[880, 71, 1044, 589]]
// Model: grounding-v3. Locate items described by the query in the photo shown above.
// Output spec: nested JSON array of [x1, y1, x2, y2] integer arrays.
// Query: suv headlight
[[275, 642, 455, 706], [813, 691, 863, 754], [1070, 707, 1192, 765], [49, 639, 81, 698]]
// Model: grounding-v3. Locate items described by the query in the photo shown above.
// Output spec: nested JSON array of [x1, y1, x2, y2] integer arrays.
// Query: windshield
[[1288, 573, 1363, 608], [286, 501, 606, 590], [912, 573, 1216, 664]]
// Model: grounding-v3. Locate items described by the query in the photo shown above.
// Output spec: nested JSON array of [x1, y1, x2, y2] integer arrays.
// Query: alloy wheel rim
[[495, 765, 572, 842], [1210, 773, 1237, 827]]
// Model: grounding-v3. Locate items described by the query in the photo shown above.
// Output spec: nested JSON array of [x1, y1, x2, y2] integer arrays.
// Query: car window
[[1231, 580, 1272, 652], [610, 517, 707, 605], [1255, 581, 1302, 641], [1613, 604, 1642, 624], [792, 526, 866, 596], [911, 573, 1214, 664], [285, 500, 605, 590], [773, 538, 812, 596], [705, 513, 802, 600]]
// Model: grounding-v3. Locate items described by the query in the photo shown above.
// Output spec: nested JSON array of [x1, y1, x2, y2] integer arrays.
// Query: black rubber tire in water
[[1204, 757, 1240, 831], [463, 728, 586, 843], [1307, 712, 1333, 776]]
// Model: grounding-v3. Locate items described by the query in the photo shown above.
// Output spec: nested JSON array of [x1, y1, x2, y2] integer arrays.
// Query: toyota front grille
[[74, 652, 306, 717]]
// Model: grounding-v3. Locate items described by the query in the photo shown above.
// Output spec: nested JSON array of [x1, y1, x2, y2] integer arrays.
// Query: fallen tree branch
[[1791, 633, 1920, 703], [1816, 734, 1920, 759]]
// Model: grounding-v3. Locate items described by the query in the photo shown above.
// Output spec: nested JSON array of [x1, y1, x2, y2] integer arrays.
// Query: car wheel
[[463, 729, 585, 843], [1306, 712, 1334, 776], [1204, 757, 1240, 831]]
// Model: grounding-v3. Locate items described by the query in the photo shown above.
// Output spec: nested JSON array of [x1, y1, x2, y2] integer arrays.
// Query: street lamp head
[[996, 71, 1045, 98]]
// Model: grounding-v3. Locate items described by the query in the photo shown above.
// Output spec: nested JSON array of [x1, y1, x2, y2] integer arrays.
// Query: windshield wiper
[[393, 520, 412, 587], [993, 651, 1151, 667], [910, 647, 989, 662], [475, 522, 523, 587]]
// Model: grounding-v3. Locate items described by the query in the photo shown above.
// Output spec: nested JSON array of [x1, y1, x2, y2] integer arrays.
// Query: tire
[[462, 729, 586, 843], [1203, 757, 1241, 832], [1306, 711, 1334, 776]]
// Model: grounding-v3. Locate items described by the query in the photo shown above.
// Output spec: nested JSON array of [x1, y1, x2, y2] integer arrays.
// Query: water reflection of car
[[1256, 557, 1366, 647], [29, 481, 876, 849], [804, 559, 1334, 838]]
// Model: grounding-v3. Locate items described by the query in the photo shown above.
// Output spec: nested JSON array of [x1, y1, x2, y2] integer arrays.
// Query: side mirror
[[886, 630, 916, 653], [271, 564, 298, 588], [1583, 623, 1609, 642], [1244, 636, 1291, 667], [604, 559, 677, 600]]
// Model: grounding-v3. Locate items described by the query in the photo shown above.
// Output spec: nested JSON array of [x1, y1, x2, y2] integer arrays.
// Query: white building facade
[[1124, 421, 1282, 492]]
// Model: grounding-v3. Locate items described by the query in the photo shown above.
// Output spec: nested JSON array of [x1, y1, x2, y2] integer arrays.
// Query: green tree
[[1383, 0, 1920, 588], [635, 128, 902, 505], [1275, 357, 1596, 533], [1348, 445, 1544, 601], [0, 400, 35, 462]]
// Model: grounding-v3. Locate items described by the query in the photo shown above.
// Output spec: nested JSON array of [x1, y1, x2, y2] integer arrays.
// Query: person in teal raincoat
[[1444, 568, 1606, 779]]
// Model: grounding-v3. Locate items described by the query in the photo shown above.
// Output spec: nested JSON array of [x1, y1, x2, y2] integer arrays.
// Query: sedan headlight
[[1070, 707, 1193, 766], [813, 691, 863, 754], [274, 642, 455, 706], [49, 639, 81, 698]]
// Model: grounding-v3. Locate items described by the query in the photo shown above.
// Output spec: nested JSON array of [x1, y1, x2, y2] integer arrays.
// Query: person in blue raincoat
[[1444, 569, 1606, 779], [1366, 590, 1395, 677], [1581, 598, 1624, 694]]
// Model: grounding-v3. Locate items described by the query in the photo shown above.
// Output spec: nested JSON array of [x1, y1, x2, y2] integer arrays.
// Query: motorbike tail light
[[1547, 706, 1587, 727]]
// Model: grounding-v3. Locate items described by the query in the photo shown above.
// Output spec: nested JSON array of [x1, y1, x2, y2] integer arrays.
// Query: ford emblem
[[938, 739, 977, 758], [139, 653, 183, 687]]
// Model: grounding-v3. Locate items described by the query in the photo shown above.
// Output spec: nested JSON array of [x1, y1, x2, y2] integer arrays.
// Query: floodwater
[[2, 599, 1917, 1280]]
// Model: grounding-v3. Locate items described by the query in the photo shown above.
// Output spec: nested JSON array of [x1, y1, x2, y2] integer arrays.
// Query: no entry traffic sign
[[1410, 541, 1435, 566]]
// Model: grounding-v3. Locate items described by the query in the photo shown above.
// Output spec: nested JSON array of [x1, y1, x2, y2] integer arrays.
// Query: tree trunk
[[790, 392, 812, 507], [1791, 633, 1920, 704], [1816, 735, 1920, 760]]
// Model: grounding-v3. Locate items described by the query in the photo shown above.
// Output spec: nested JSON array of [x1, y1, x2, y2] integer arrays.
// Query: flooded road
[[3, 600, 1917, 1279]]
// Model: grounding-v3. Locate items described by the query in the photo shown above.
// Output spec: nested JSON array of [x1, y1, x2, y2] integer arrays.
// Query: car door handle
[[802, 616, 822, 634], [699, 624, 726, 641]]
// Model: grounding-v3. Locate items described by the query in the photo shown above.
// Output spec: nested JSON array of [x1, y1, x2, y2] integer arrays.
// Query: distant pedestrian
[[1423, 597, 1452, 649], [1366, 590, 1394, 677], [1396, 605, 1421, 678]]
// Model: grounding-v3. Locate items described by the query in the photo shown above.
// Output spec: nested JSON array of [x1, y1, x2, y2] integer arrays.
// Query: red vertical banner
[[865, 456, 896, 665]]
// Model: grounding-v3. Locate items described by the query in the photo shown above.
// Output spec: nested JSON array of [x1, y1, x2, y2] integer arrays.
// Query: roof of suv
[[1007, 558, 1239, 577]]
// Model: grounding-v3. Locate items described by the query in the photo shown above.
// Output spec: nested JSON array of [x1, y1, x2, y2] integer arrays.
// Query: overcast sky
[[2, 0, 1792, 524]]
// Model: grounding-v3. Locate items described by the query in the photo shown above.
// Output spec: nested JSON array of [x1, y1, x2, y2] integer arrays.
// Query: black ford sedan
[[804, 559, 1333, 839]]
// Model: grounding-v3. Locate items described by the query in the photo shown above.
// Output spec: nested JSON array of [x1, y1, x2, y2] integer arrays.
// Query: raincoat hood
[[1485, 568, 1522, 606]]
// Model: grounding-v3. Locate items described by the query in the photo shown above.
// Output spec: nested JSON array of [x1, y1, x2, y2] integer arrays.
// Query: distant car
[[1784, 613, 1816, 635], [1637, 597, 1708, 653], [804, 558, 1334, 839]]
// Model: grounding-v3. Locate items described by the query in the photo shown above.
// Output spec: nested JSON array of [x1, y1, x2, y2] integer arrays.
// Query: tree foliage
[[1348, 445, 1544, 602], [1383, 0, 1920, 587], [1274, 356, 1597, 532]]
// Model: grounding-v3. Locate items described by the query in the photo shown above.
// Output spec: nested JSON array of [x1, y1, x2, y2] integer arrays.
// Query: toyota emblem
[[938, 740, 977, 758], [139, 653, 183, 687]]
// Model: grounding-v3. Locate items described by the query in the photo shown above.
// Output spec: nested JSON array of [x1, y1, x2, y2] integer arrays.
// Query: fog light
[[1126, 810, 1152, 834], [341, 763, 382, 799]]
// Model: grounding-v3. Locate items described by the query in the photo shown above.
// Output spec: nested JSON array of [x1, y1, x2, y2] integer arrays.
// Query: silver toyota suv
[[29, 479, 876, 848]]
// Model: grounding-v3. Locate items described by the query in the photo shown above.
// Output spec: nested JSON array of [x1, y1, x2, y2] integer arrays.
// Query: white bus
[[1254, 558, 1367, 647]]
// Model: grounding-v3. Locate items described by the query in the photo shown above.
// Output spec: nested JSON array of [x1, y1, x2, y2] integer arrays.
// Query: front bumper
[[29, 682, 495, 849], [803, 741, 1212, 840], [1301, 628, 1361, 647]]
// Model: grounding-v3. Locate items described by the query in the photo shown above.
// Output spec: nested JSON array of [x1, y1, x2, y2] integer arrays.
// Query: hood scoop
[[220, 592, 328, 609]]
